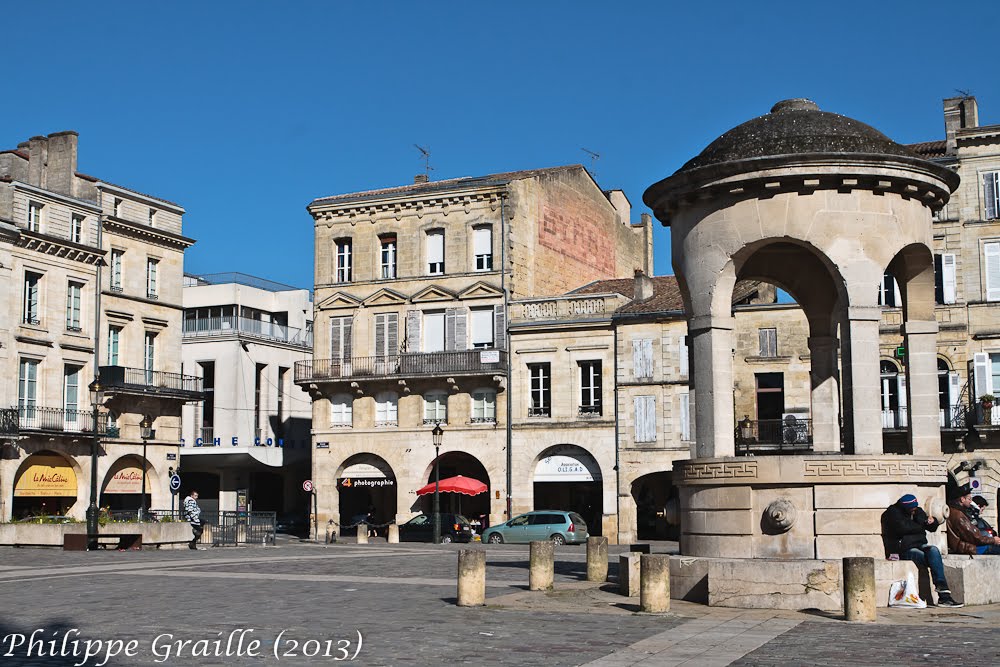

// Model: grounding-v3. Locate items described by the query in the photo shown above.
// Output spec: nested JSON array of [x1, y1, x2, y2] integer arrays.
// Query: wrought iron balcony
[[295, 349, 507, 384], [14, 406, 112, 435], [0, 408, 18, 436], [99, 365, 204, 401], [736, 417, 813, 454]]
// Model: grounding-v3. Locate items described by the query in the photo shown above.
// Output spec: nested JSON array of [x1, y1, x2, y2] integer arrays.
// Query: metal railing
[[183, 315, 312, 347], [296, 349, 507, 383], [114, 509, 276, 546], [15, 405, 110, 435], [99, 365, 204, 398], [736, 417, 813, 453], [0, 408, 18, 436], [879, 406, 967, 429]]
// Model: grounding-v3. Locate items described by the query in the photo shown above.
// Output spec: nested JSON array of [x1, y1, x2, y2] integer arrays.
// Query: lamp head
[[431, 423, 443, 447]]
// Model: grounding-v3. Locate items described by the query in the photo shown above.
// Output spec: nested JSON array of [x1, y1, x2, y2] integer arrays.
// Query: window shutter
[[942, 253, 956, 304], [679, 335, 689, 377], [974, 353, 991, 398], [406, 310, 421, 352], [985, 172, 998, 220], [896, 374, 908, 427], [471, 308, 493, 347], [427, 231, 444, 263], [375, 314, 386, 357], [446, 308, 456, 351], [634, 395, 655, 443], [679, 393, 690, 441], [455, 308, 467, 350], [331, 317, 343, 360], [985, 242, 1000, 301], [633, 339, 653, 379], [387, 313, 398, 357], [493, 304, 506, 350]]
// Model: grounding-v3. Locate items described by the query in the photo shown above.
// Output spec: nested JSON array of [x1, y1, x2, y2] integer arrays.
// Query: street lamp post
[[139, 415, 154, 520], [87, 379, 103, 550], [432, 423, 443, 545]]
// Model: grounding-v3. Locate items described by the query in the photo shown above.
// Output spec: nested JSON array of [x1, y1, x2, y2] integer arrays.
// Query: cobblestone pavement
[[1, 543, 999, 666]]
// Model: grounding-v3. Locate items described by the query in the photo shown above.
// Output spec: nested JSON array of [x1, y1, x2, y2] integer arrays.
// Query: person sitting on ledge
[[972, 495, 997, 539], [882, 494, 963, 607], [947, 484, 1000, 556]]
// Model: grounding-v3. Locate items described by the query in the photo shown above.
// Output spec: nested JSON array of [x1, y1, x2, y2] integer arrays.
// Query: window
[[277, 366, 288, 425], [23, 272, 41, 325], [985, 242, 1000, 302], [633, 338, 653, 380], [984, 171, 999, 221], [144, 332, 156, 382], [380, 235, 397, 279], [679, 334, 689, 377], [423, 310, 445, 352], [680, 393, 691, 441], [71, 214, 84, 244], [108, 326, 121, 365], [254, 363, 265, 440], [113, 198, 122, 217], [755, 372, 785, 421], [146, 258, 159, 299], [634, 395, 656, 443], [66, 281, 83, 331], [374, 312, 399, 358], [758, 328, 777, 357], [18, 359, 38, 425], [426, 230, 444, 275], [64, 366, 80, 425], [935, 253, 957, 305], [110, 249, 124, 291], [199, 361, 215, 439], [148, 209, 156, 226], [423, 390, 448, 424], [27, 202, 42, 232], [330, 316, 353, 364], [880, 361, 906, 429], [470, 307, 494, 349], [473, 226, 493, 271], [336, 239, 352, 282], [472, 389, 497, 423], [528, 363, 551, 417], [330, 394, 353, 427], [579, 360, 602, 416], [375, 391, 398, 426], [877, 270, 900, 307]]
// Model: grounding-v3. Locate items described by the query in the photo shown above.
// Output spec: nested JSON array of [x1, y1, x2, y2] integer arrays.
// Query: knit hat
[[898, 494, 919, 509]]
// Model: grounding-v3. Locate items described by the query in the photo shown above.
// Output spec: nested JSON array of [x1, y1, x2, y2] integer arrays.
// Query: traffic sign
[[302, 479, 314, 493], [169, 474, 182, 493]]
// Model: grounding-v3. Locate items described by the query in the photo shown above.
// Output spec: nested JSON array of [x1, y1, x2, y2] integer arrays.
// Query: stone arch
[[530, 444, 604, 536], [100, 454, 158, 510], [417, 451, 491, 521], [11, 450, 83, 518], [335, 453, 397, 530]]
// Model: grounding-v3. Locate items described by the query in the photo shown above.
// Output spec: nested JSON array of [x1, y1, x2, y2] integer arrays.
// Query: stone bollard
[[325, 520, 336, 544], [843, 557, 876, 622], [356, 527, 368, 544], [639, 554, 670, 613], [630, 543, 651, 554], [457, 549, 486, 606], [587, 536, 609, 582], [387, 524, 399, 544], [529, 541, 555, 591], [619, 554, 640, 597]]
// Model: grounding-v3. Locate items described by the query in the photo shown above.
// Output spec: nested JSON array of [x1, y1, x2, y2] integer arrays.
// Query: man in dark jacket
[[947, 485, 1000, 555], [882, 494, 963, 607]]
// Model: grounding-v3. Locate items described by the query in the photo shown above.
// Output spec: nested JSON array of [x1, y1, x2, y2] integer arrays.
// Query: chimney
[[634, 269, 653, 301], [414, 174, 429, 184], [606, 189, 630, 225], [46, 131, 78, 197], [944, 96, 979, 155], [27, 136, 48, 188]]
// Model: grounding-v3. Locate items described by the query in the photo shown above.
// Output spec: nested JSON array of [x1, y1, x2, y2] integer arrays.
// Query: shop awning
[[14, 455, 77, 497]]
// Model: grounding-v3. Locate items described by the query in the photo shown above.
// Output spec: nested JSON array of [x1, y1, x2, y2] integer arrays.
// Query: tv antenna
[[581, 148, 600, 177], [414, 144, 434, 176]]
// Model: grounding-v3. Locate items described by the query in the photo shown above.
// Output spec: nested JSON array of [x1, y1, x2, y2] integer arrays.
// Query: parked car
[[275, 512, 309, 536], [398, 513, 474, 543], [481, 510, 588, 545]]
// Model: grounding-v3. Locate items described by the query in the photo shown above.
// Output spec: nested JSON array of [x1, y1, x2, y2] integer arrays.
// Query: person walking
[[366, 504, 377, 539], [183, 490, 205, 550]]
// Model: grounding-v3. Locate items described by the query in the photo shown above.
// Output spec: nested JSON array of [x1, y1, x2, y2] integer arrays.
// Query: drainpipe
[[613, 321, 621, 543], [501, 192, 512, 520]]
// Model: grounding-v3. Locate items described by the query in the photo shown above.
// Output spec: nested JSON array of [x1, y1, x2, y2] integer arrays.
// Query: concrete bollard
[[639, 554, 670, 613], [356, 527, 368, 544], [457, 549, 487, 606], [529, 541, 555, 591], [387, 524, 399, 544], [587, 536, 609, 582], [843, 557, 876, 622], [630, 543, 651, 554], [619, 554, 640, 597]]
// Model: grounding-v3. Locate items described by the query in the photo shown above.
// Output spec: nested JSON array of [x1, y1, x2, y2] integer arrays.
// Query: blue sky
[[6, 1, 997, 290]]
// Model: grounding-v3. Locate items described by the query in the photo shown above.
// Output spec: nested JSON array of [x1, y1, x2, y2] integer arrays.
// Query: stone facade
[[0, 132, 198, 521]]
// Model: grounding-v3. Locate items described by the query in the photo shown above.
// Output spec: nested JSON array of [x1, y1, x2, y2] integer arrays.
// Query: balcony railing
[[1, 408, 18, 436], [15, 406, 111, 435], [736, 417, 813, 453], [183, 315, 312, 347], [880, 406, 966, 430], [296, 349, 507, 383], [99, 365, 204, 400]]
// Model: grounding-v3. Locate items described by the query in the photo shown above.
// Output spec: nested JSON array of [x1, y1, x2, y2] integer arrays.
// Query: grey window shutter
[[406, 310, 421, 352], [387, 313, 399, 356], [634, 395, 655, 442], [445, 308, 456, 351], [632, 339, 653, 379], [375, 314, 386, 357], [455, 308, 467, 351], [343, 318, 352, 359], [985, 172, 998, 220], [331, 317, 342, 360], [493, 304, 506, 350]]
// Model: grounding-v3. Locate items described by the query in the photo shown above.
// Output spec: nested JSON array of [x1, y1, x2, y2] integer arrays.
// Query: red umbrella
[[416, 475, 487, 497]]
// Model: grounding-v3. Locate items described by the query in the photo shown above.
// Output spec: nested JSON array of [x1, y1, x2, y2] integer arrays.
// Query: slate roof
[[570, 275, 762, 316]]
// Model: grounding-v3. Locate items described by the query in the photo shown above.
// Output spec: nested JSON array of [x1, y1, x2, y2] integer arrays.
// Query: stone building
[[179, 272, 313, 515], [298, 165, 651, 531], [0, 131, 200, 522]]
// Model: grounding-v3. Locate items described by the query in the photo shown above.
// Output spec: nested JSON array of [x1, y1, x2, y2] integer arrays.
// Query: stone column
[[619, 554, 640, 597], [841, 308, 883, 454], [587, 536, 608, 582], [689, 314, 735, 459], [617, 491, 637, 546], [808, 335, 841, 452], [843, 557, 876, 622], [903, 320, 941, 455], [529, 541, 554, 591], [639, 554, 670, 613], [387, 524, 399, 544], [457, 550, 486, 607]]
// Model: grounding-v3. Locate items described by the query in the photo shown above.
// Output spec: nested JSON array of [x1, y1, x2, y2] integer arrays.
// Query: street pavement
[[0, 541, 998, 666]]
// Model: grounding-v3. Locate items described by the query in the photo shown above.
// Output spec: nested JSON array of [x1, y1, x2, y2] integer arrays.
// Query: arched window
[[375, 391, 398, 426], [471, 389, 497, 423], [938, 359, 960, 427], [423, 390, 448, 424], [880, 360, 906, 429], [331, 394, 353, 427]]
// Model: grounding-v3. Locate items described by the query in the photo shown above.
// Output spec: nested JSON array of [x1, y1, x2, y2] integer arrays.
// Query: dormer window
[[149, 208, 157, 226], [27, 202, 42, 232], [113, 198, 122, 218]]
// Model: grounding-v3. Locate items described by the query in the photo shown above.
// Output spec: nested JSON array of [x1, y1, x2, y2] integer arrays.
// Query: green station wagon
[[481, 510, 588, 545]]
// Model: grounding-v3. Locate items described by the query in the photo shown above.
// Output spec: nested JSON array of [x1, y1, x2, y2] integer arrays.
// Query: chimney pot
[[414, 174, 429, 184]]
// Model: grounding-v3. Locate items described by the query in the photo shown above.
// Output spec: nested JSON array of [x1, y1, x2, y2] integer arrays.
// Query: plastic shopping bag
[[888, 573, 926, 608]]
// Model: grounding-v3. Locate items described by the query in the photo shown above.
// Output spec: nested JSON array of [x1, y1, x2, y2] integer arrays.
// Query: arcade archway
[[12, 451, 79, 518], [421, 452, 490, 528], [532, 445, 603, 535], [100, 455, 153, 511], [337, 454, 396, 530]]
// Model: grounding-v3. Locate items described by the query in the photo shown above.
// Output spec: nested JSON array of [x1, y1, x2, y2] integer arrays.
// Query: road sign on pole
[[170, 474, 182, 493], [303, 479, 314, 493]]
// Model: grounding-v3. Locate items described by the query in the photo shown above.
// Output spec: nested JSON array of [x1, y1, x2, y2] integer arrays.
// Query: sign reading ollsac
[[14, 455, 77, 497], [103, 463, 150, 494]]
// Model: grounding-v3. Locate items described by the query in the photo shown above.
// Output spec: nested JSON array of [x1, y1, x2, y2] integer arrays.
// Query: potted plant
[[980, 394, 995, 424]]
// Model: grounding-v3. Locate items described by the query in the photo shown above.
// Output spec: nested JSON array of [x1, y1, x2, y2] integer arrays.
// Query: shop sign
[[103, 465, 149, 494], [534, 454, 598, 482], [14, 455, 78, 497], [338, 478, 395, 489]]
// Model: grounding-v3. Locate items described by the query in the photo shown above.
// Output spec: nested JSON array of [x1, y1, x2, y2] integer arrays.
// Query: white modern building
[[180, 273, 313, 515]]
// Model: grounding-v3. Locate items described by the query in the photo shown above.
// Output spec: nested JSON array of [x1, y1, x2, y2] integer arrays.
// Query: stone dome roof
[[677, 99, 917, 173]]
